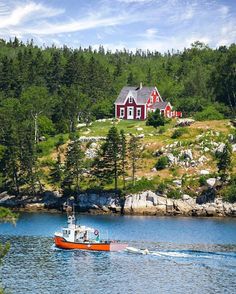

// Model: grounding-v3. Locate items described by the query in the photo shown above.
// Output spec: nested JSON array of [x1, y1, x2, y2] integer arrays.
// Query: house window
[[150, 96, 153, 104], [136, 108, 141, 118], [120, 108, 124, 118], [129, 96, 133, 103]]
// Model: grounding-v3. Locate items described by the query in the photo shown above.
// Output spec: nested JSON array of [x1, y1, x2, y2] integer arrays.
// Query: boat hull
[[54, 236, 127, 251]]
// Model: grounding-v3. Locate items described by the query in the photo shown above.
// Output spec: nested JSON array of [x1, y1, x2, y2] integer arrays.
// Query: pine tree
[[64, 133, 84, 192], [92, 126, 121, 190], [217, 142, 232, 181], [50, 151, 63, 187]]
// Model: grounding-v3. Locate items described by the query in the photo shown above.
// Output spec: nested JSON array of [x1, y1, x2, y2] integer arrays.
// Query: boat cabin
[[61, 215, 100, 243]]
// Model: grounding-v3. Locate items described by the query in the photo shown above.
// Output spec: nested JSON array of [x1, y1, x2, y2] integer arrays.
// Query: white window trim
[[120, 108, 125, 118], [136, 107, 141, 119]]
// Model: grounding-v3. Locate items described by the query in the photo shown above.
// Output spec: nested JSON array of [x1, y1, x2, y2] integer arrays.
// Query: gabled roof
[[149, 101, 169, 110], [115, 86, 156, 104]]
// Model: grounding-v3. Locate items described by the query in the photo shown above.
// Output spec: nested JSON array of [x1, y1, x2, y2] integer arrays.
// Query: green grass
[[37, 133, 69, 157], [79, 119, 174, 137]]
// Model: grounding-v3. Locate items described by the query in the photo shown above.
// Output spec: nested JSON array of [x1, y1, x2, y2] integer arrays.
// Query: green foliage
[[38, 116, 55, 136], [0, 39, 235, 195], [194, 106, 224, 121], [157, 181, 168, 194], [199, 175, 208, 186], [63, 133, 84, 191], [126, 177, 155, 193], [217, 142, 232, 181], [92, 126, 122, 190], [155, 156, 169, 170], [222, 184, 236, 203], [0, 207, 18, 223], [171, 127, 188, 139], [167, 188, 182, 199], [146, 110, 166, 128]]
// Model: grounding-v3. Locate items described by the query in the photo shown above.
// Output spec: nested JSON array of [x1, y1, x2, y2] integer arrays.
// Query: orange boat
[[54, 214, 128, 252]]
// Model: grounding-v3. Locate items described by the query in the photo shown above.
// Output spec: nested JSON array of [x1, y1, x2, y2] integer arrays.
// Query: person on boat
[[83, 231, 88, 242], [95, 233, 100, 242]]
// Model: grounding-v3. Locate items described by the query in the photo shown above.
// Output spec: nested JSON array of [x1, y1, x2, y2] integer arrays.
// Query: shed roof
[[115, 86, 156, 104], [149, 101, 169, 110]]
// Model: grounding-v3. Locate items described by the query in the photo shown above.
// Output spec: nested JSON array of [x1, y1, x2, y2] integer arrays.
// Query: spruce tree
[[64, 133, 84, 192], [93, 126, 121, 190], [217, 142, 232, 181], [50, 151, 63, 187]]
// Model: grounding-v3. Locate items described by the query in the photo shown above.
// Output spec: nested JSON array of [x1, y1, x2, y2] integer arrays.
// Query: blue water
[[0, 213, 236, 293]]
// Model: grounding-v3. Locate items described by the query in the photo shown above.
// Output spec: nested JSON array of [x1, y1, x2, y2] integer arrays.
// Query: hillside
[[37, 118, 236, 197]]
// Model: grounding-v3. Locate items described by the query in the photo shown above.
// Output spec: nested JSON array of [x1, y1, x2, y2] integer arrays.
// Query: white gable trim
[[123, 90, 136, 105], [154, 87, 163, 102]]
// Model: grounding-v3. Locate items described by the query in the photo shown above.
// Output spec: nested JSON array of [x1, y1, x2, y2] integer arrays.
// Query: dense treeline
[[0, 37, 235, 195]]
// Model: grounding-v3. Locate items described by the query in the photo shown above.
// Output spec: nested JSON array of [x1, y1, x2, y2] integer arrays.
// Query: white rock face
[[206, 178, 216, 187], [167, 153, 177, 165], [200, 170, 210, 175], [182, 194, 191, 201], [216, 143, 225, 153], [136, 127, 143, 131]]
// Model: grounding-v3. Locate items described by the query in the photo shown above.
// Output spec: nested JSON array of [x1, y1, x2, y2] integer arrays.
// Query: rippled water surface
[[0, 213, 236, 293]]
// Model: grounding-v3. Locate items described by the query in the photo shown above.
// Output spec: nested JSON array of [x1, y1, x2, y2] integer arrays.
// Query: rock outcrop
[[123, 190, 236, 217], [0, 190, 235, 217]]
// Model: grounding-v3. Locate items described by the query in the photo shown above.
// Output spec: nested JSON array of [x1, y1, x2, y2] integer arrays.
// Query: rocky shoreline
[[0, 190, 235, 217]]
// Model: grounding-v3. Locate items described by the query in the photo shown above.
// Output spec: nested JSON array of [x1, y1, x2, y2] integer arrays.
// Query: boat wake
[[125, 247, 236, 260]]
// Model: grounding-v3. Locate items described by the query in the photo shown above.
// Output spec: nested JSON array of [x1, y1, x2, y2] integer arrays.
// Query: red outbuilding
[[115, 83, 182, 120]]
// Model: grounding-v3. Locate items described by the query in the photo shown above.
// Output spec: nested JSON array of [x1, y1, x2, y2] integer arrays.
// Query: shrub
[[167, 188, 181, 199], [157, 182, 168, 194], [126, 178, 155, 193], [155, 156, 169, 170], [171, 127, 188, 139], [146, 110, 166, 128], [199, 175, 208, 186], [222, 185, 236, 203], [194, 106, 224, 121], [38, 116, 56, 136]]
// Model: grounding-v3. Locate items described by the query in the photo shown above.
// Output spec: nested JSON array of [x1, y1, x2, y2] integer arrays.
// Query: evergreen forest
[[0, 37, 235, 196]]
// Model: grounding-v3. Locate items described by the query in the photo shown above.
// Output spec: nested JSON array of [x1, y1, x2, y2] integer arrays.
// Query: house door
[[127, 107, 134, 119]]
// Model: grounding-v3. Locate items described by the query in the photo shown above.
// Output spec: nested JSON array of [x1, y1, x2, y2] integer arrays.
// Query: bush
[[167, 188, 181, 199], [194, 106, 224, 121], [157, 181, 168, 193], [222, 175, 236, 203], [146, 110, 166, 128], [155, 156, 169, 170], [38, 116, 56, 136], [126, 178, 155, 193], [222, 185, 236, 203], [171, 127, 188, 139], [199, 175, 208, 186]]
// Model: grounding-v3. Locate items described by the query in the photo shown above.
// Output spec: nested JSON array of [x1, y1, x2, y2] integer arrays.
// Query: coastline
[[0, 190, 235, 218]]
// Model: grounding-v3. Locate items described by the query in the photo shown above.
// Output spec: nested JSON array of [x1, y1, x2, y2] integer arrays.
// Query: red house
[[115, 83, 182, 120]]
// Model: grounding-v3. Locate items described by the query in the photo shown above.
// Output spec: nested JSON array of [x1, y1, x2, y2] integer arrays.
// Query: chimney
[[140, 82, 143, 89]]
